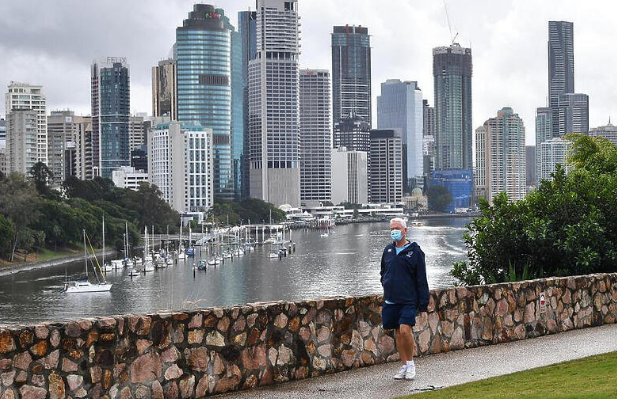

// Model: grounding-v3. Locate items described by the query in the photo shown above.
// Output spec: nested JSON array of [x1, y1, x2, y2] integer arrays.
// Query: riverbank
[[0, 248, 117, 277]]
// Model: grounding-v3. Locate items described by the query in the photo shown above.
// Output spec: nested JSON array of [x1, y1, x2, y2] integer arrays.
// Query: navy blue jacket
[[380, 241, 429, 312]]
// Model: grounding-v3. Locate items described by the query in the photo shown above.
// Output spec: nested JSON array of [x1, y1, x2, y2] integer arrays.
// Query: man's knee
[[398, 324, 413, 336]]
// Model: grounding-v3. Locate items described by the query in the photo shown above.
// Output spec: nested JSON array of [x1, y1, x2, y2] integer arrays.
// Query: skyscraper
[[238, 10, 257, 199], [377, 79, 423, 192], [333, 115, 371, 152], [91, 57, 130, 178], [331, 25, 372, 126], [433, 44, 473, 171], [423, 100, 436, 175], [589, 122, 617, 147], [176, 4, 233, 200], [218, 8, 244, 200], [151, 59, 177, 120], [248, 0, 300, 207], [129, 115, 146, 151], [548, 21, 574, 137], [331, 147, 368, 205], [299, 69, 331, 203], [539, 137, 571, 181], [369, 129, 403, 204], [535, 107, 551, 183], [475, 107, 526, 204], [5, 110, 38, 175], [5, 82, 47, 165], [558, 93, 589, 135]]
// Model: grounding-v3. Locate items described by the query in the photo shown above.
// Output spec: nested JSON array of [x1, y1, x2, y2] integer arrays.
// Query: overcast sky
[[0, 0, 614, 144]]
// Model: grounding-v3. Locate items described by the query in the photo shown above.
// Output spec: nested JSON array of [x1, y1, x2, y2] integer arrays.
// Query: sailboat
[[65, 230, 112, 293], [101, 216, 113, 273], [142, 226, 155, 272]]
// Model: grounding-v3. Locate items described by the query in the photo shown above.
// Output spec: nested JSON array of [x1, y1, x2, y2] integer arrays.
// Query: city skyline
[[1, 1, 616, 145]]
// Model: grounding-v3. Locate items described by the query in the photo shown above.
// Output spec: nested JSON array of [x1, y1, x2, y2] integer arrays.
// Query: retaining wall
[[0, 273, 616, 398]]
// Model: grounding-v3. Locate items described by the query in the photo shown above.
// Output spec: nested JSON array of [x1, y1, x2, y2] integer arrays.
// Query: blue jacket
[[380, 241, 429, 311]]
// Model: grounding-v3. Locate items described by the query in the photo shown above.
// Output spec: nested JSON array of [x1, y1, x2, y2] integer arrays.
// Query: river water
[[0, 218, 470, 326]]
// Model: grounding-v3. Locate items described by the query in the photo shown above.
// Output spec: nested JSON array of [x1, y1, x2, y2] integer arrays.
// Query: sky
[[0, 0, 614, 145]]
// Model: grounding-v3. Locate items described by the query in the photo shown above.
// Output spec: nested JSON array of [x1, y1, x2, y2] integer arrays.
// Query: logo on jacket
[[406, 252, 413, 257], [388, 249, 392, 252]]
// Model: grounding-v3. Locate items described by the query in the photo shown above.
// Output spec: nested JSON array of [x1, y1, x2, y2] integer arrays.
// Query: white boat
[[128, 269, 140, 277], [65, 230, 112, 293], [166, 257, 174, 266], [320, 232, 329, 238], [111, 259, 124, 270], [124, 258, 134, 268], [410, 220, 423, 227], [207, 257, 220, 266], [142, 226, 155, 272], [102, 263, 113, 273]]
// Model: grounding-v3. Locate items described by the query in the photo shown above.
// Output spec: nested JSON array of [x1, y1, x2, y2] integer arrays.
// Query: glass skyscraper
[[432, 44, 473, 171], [91, 57, 130, 178], [176, 4, 233, 200], [548, 21, 574, 138], [238, 10, 256, 199], [331, 25, 372, 126], [377, 79, 424, 192]]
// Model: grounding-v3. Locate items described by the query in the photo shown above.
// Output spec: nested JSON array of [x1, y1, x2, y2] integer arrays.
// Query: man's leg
[[395, 323, 415, 364]]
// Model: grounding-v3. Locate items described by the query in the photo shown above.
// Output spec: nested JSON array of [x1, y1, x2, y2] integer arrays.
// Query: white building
[[300, 69, 331, 203], [148, 122, 214, 219], [248, 0, 301, 207], [539, 137, 571, 182], [129, 115, 146, 151], [377, 79, 424, 191], [589, 122, 617, 147], [475, 107, 526, 203], [331, 147, 368, 205], [369, 129, 403, 204], [5, 82, 47, 165], [112, 166, 148, 190]]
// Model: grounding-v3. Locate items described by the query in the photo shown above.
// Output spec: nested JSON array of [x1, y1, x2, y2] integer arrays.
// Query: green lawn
[[400, 352, 617, 399]]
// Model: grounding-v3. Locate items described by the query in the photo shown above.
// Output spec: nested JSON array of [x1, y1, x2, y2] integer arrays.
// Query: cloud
[[1, 0, 616, 146]]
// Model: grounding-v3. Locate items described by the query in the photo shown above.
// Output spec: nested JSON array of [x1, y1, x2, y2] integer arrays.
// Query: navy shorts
[[382, 303, 416, 330]]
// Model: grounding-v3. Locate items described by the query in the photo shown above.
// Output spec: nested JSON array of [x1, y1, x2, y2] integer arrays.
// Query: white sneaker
[[405, 366, 416, 380], [394, 365, 408, 380]]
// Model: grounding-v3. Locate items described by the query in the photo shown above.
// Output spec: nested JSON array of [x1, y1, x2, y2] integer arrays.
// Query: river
[[0, 218, 470, 326]]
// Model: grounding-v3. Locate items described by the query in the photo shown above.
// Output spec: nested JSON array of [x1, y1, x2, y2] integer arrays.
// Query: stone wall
[[0, 273, 616, 398]]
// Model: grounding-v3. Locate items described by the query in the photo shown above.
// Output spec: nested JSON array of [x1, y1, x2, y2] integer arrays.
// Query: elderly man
[[380, 217, 429, 380]]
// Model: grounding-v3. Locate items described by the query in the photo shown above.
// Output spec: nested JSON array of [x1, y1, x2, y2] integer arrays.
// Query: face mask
[[390, 229, 403, 241]]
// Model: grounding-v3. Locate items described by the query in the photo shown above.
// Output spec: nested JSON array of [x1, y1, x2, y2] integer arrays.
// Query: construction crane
[[443, 0, 459, 45]]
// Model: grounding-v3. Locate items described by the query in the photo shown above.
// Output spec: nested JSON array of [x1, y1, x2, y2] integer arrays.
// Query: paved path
[[220, 323, 617, 398]]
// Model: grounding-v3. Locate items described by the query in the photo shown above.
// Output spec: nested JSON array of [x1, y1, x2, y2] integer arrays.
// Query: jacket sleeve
[[415, 249, 429, 312], [380, 248, 386, 285]]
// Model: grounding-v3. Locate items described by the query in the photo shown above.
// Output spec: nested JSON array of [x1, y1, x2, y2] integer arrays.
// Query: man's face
[[390, 221, 406, 236]]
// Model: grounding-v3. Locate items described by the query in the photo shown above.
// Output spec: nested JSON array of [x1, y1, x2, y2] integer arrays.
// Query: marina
[[0, 218, 470, 326]]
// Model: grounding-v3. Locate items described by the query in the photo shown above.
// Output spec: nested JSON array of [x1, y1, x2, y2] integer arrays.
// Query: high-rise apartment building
[[433, 44, 473, 171], [248, 0, 300, 207], [47, 110, 77, 184], [129, 115, 145, 151], [299, 69, 331, 203], [535, 107, 552, 183], [475, 107, 526, 204], [539, 137, 571, 181], [331, 25, 372, 126], [5, 82, 47, 165], [176, 4, 233, 201], [149, 122, 214, 218], [369, 129, 403, 204], [0, 118, 5, 149], [91, 57, 130, 178], [377, 79, 423, 192], [73, 116, 93, 180], [548, 21, 574, 137], [152, 59, 177, 120], [558, 93, 589, 135], [5, 110, 38, 175], [331, 147, 368, 205], [333, 115, 371, 152]]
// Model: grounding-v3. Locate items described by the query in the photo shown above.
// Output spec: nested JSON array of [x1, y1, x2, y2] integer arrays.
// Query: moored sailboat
[[65, 230, 112, 293]]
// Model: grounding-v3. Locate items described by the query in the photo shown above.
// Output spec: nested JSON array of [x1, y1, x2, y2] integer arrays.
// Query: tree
[[427, 185, 452, 212], [29, 162, 54, 195], [451, 135, 617, 285], [0, 173, 41, 261], [0, 214, 15, 258]]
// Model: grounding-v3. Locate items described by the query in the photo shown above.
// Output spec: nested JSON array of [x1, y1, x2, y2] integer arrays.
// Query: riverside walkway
[[221, 323, 617, 399]]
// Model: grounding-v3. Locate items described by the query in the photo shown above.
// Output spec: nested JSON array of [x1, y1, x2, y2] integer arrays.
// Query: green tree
[[452, 135, 617, 286], [29, 162, 54, 195], [0, 173, 41, 261], [427, 185, 452, 212], [0, 214, 15, 258]]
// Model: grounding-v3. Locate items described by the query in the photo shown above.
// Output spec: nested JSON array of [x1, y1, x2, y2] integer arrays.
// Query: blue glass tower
[[176, 4, 233, 200], [91, 57, 130, 179], [238, 10, 256, 199]]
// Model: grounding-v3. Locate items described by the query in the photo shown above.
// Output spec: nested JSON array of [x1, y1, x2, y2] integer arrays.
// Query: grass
[[399, 351, 617, 399], [0, 244, 82, 267]]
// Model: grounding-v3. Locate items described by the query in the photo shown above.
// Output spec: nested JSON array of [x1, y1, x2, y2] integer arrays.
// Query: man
[[380, 217, 429, 380]]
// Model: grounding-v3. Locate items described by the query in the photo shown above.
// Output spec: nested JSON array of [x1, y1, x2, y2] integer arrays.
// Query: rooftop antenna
[[443, 0, 459, 45]]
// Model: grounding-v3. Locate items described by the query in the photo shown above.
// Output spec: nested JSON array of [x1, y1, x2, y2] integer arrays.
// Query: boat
[[142, 226, 155, 272], [186, 247, 195, 257], [128, 269, 140, 277], [410, 220, 423, 227], [111, 259, 124, 270], [197, 260, 207, 271], [64, 230, 112, 293], [207, 257, 220, 266]]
